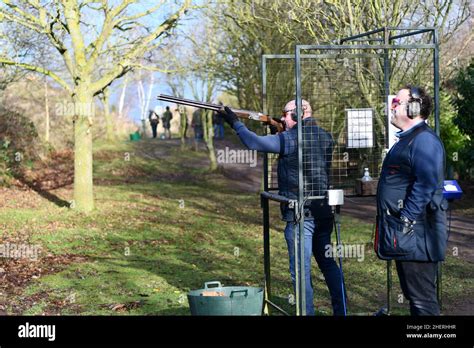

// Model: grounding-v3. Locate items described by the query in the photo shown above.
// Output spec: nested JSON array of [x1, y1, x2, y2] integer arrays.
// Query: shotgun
[[157, 94, 285, 133]]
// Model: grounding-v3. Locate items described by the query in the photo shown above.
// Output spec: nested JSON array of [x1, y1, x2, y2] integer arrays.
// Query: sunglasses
[[391, 98, 408, 107]]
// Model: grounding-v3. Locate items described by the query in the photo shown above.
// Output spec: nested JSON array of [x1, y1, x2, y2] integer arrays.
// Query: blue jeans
[[214, 124, 224, 139], [194, 126, 203, 140], [284, 218, 345, 315]]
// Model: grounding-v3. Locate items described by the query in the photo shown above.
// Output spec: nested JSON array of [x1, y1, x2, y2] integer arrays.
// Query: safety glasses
[[391, 98, 408, 107]]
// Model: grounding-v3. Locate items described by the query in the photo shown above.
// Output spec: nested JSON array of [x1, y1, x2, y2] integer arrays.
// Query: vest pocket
[[381, 214, 417, 256]]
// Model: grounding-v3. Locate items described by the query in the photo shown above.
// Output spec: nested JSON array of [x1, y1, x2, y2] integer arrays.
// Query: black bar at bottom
[[0, 316, 472, 345]]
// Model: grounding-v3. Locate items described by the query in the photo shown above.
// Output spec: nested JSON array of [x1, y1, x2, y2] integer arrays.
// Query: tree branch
[[129, 63, 183, 73], [0, 57, 71, 93], [89, 0, 191, 94], [62, 0, 87, 73], [2, 0, 43, 26], [113, 1, 164, 24], [121, 0, 191, 61], [85, 0, 143, 73], [0, 7, 43, 33]]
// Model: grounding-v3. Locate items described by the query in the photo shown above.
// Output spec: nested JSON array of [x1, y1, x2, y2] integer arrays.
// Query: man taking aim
[[219, 100, 345, 315]]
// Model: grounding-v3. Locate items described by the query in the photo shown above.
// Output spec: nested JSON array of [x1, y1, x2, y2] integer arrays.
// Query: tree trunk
[[73, 90, 95, 212], [118, 76, 128, 120], [44, 81, 50, 143], [137, 80, 147, 137], [179, 107, 188, 150], [100, 89, 115, 141], [203, 110, 217, 171], [144, 73, 155, 121]]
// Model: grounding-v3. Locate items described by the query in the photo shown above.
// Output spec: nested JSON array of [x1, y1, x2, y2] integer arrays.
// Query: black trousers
[[395, 260, 440, 315], [151, 123, 158, 138]]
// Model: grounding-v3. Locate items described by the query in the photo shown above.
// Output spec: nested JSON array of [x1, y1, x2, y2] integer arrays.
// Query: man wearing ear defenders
[[375, 85, 447, 315], [218, 100, 345, 316]]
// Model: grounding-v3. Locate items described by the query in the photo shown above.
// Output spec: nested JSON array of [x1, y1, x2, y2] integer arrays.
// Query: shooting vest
[[375, 122, 448, 261], [277, 118, 334, 222]]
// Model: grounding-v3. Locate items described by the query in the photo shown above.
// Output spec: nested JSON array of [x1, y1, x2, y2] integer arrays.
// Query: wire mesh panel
[[296, 39, 436, 198], [262, 55, 295, 191], [298, 50, 387, 197], [387, 46, 436, 138]]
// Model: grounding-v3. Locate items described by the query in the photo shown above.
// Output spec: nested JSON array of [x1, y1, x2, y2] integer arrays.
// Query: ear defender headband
[[407, 86, 422, 119], [291, 110, 298, 122], [290, 103, 308, 122]]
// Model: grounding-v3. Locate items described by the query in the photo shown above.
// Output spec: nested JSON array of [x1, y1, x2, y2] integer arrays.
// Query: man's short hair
[[403, 85, 433, 119]]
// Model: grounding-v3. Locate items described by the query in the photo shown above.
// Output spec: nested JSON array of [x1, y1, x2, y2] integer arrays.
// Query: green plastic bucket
[[187, 281, 263, 316], [129, 131, 141, 141]]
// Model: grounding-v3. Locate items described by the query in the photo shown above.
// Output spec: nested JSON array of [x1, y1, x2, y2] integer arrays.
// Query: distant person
[[148, 110, 159, 138], [191, 108, 203, 151], [162, 106, 173, 139]]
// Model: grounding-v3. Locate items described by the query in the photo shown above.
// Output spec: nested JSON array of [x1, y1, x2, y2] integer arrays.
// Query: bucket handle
[[204, 281, 222, 289], [230, 289, 248, 298]]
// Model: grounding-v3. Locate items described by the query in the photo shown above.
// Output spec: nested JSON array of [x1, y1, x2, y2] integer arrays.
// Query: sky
[[106, 1, 210, 125]]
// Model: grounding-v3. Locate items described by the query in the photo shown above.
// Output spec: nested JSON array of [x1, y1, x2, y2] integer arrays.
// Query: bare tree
[[0, 0, 192, 211], [169, 22, 220, 170], [211, 0, 471, 109]]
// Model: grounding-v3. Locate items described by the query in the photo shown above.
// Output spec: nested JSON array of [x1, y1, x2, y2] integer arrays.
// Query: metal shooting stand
[[261, 27, 441, 316]]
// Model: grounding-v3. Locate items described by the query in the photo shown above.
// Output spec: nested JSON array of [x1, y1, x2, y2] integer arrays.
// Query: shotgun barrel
[[158, 94, 221, 112], [157, 94, 285, 133]]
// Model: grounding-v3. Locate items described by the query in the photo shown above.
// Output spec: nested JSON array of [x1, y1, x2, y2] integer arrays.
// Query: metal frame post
[[294, 45, 306, 316], [261, 55, 271, 316], [260, 55, 294, 316], [383, 27, 393, 316], [261, 194, 271, 315], [432, 28, 443, 309]]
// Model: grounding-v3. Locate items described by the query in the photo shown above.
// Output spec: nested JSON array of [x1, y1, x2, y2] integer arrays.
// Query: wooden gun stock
[[157, 94, 285, 133]]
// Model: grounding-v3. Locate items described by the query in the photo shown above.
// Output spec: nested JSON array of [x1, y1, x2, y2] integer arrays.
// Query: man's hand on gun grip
[[218, 106, 238, 128], [268, 124, 279, 134]]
